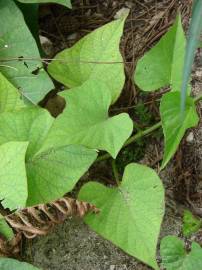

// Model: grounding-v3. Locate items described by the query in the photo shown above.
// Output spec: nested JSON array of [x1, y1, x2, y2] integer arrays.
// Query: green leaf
[[160, 236, 202, 270], [0, 258, 41, 270], [41, 80, 133, 158], [160, 92, 199, 169], [26, 144, 97, 206], [0, 214, 14, 240], [79, 163, 165, 270], [0, 72, 25, 113], [0, 107, 54, 158], [48, 14, 128, 103], [0, 0, 54, 103], [0, 107, 97, 206], [181, 0, 202, 112], [134, 16, 186, 92], [0, 141, 28, 210], [16, 0, 72, 8], [183, 210, 202, 237]]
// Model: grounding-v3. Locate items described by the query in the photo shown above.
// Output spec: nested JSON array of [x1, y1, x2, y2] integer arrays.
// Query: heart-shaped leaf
[[0, 258, 41, 270], [79, 163, 165, 270], [0, 107, 97, 207], [0, 72, 25, 113], [160, 236, 202, 270], [0, 141, 28, 210], [134, 16, 186, 92], [48, 13, 128, 103], [0, 0, 54, 103], [17, 0, 72, 8], [42, 80, 133, 158], [160, 92, 199, 169]]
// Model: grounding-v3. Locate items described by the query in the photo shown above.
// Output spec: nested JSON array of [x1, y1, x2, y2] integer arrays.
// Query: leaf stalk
[[96, 92, 202, 163]]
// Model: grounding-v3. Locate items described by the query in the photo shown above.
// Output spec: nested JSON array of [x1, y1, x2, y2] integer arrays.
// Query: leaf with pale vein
[[160, 236, 202, 270], [41, 80, 133, 158], [26, 145, 97, 206], [79, 163, 165, 270], [0, 72, 24, 113], [0, 107, 54, 158], [160, 92, 199, 169], [0, 141, 28, 210], [135, 16, 186, 92], [48, 14, 128, 103], [0, 107, 97, 206], [0, 0, 54, 103]]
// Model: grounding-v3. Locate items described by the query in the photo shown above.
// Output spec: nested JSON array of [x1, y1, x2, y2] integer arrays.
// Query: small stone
[[186, 132, 194, 143], [67, 32, 77, 41], [39, 35, 54, 57]]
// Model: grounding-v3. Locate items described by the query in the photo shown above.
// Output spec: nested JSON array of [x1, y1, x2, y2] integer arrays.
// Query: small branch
[[96, 92, 202, 163], [112, 160, 121, 186], [123, 122, 162, 148]]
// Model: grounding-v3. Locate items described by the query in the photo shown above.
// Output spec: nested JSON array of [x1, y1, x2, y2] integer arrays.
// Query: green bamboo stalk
[[181, 0, 202, 113]]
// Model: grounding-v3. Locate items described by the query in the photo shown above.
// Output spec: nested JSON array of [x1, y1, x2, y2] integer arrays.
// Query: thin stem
[[96, 91, 202, 163], [123, 122, 162, 147], [96, 122, 162, 162], [0, 57, 131, 65], [112, 160, 121, 186]]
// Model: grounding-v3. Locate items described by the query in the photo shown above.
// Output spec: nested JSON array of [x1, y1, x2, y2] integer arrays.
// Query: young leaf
[[0, 0, 54, 103], [0, 72, 25, 113], [134, 16, 186, 92], [160, 236, 202, 270], [0, 258, 41, 270], [48, 14, 128, 103], [183, 210, 202, 237], [16, 0, 72, 8], [160, 92, 199, 169], [0, 141, 28, 210], [181, 0, 202, 112], [0, 214, 14, 240], [79, 163, 165, 270], [42, 80, 133, 158], [0, 107, 97, 206]]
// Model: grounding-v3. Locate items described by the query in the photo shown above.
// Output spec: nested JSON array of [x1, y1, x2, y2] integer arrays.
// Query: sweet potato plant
[[0, 0, 202, 269]]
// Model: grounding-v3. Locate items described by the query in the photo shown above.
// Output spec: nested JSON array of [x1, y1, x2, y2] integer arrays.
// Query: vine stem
[[96, 92, 202, 163], [112, 160, 121, 186], [96, 122, 162, 162]]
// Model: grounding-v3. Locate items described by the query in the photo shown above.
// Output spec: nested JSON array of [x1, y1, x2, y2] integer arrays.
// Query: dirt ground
[[21, 0, 202, 269]]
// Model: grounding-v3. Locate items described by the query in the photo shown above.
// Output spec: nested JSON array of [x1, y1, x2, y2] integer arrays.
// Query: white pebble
[[186, 132, 194, 143]]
